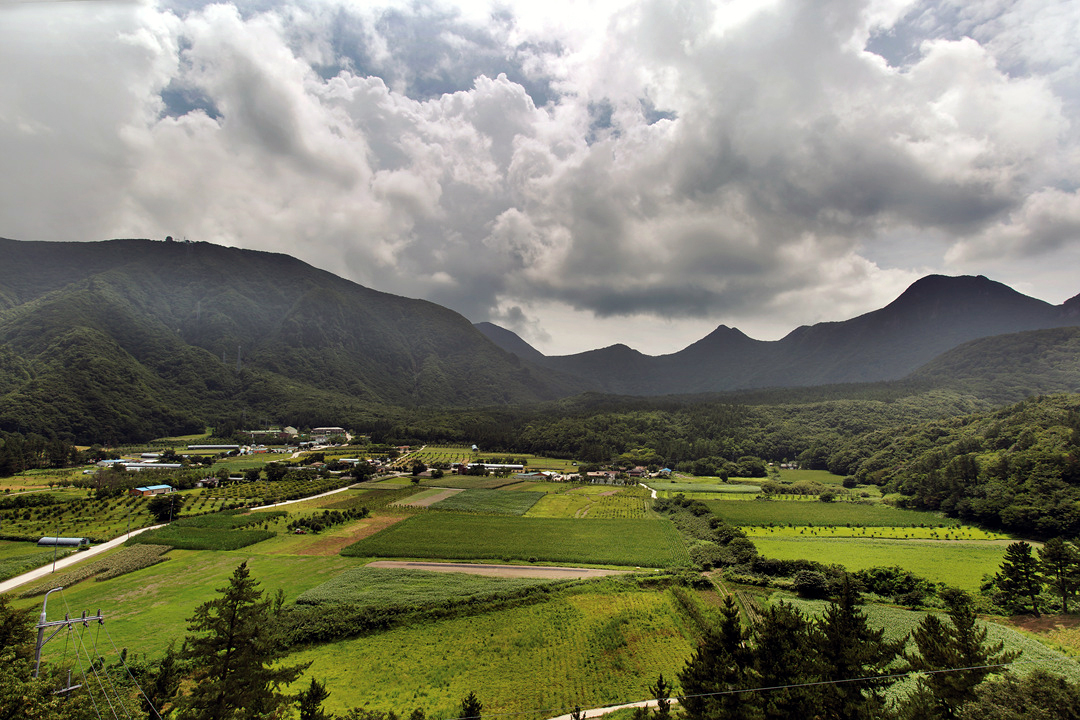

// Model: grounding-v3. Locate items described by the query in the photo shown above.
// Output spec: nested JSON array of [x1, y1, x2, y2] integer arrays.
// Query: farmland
[[750, 537, 1009, 591], [341, 514, 690, 567], [287, 584, 700, 717], [428, 488, 546, 515], [526, 485, 653, 519], [705, 499, 966, 527]]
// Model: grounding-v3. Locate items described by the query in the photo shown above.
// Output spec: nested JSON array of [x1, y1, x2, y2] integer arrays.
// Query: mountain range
[[1, 236, 1078, 442], [477, 274, 1080, 395]]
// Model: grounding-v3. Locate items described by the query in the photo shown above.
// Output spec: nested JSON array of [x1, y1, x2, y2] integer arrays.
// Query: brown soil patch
[[367, 560, 633, 579], [296, 515, 408, 556], [598, 490, 618, 497], [1010, 614, 1080, 633]]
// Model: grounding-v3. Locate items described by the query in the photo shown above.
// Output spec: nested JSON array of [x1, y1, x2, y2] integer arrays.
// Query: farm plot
[[341, 515, 690, 568], [0, 492, 159, 541], [752, 537, 1007, 591], [17, 544, 172, 597], [286, 586, 699, 718], [396, 488, 465, 507], [705, 499, 963, 527], [420, 475, 520, 490], [745, 525, 1008, 540], [0, 541, 72, 581], [127, 509, 286, 551], [429, 488, 545, 515], [527, 487, 651, 519], [295, 566, 566, 608]]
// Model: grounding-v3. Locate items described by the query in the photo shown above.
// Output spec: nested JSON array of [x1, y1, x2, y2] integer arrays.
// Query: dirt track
[[366, 561, 633, 579]]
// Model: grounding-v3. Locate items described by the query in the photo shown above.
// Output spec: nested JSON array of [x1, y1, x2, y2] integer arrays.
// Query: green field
[[526, 486, 652, 519], [430, 488, 545, 515], [705, 499, 964, 527], [752, 537, 1009, 590], [296, 566, 566, 607], [341, 514, 690, 568], [287, 585, 699, 717], [0, 541, 72, 581]]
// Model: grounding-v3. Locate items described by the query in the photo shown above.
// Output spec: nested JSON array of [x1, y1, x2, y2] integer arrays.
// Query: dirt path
[[366, 561, 633, 579]]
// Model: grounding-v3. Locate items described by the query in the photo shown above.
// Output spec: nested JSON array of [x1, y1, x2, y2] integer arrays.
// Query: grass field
[[341, 514, 690, 568], [705, 499, 965, 528], [286, 585, 699, 718], [655, 483, 761, 495], [752, 537, 1008, 590], [419, 475, 520, 490], [0, 541, 72, 581], [429, 488, 546, 515]]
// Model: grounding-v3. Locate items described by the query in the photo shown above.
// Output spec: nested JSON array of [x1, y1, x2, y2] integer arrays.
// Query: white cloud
[[1, 0, 1078, 355]]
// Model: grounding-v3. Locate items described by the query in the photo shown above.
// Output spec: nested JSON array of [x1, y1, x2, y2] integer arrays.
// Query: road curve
[[546, 698, 679, 720]]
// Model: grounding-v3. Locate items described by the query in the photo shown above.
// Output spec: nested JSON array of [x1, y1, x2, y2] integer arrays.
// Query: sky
[[1, 0, 1078, 356]]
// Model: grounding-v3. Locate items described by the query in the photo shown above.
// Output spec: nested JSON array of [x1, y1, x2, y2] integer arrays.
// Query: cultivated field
[[341, 514, 690, 567], [286, 584, 700, 717], [751, 537, 1009, 590], [705, 499, 966, 527], [526, 486, 652, 519]]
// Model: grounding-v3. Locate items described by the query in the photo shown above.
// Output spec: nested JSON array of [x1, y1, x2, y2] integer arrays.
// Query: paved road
[[0, 524, 164, 594], [254, 482, 360, 509]]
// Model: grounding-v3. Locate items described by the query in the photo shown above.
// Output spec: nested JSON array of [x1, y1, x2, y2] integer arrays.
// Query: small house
[[130, 484, 174, 496]]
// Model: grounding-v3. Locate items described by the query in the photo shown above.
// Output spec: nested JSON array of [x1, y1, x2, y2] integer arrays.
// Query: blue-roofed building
[[130, 484, 174, 497]]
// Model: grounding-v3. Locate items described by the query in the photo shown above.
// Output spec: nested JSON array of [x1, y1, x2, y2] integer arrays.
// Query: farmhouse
[[130, 484, 174, 496], [312, 426, 346, 435]]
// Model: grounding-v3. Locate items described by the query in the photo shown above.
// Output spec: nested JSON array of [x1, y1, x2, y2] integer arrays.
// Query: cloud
[[0, 0, 1077, 355]]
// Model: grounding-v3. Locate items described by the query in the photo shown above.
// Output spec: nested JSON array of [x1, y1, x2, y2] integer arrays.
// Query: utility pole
[[34, 588, 104, 686]]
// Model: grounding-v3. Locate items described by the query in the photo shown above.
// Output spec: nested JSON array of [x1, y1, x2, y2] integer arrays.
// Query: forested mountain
[[0, 238, 583, 442], [480, 275, 1080, 395]]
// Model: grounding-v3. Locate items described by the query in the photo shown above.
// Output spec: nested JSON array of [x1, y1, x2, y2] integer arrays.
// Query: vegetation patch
[[657, 482, 761, 494], [285, 586, 698, 718], [0, 547, 71, 581], [341, 514, 690, 567], [18, 544, 172, 597], [429, 488, 544, 515], [706, 499, 963, 527], [127, 525, 275, 551], [296, 566, 564, 608], [752, 537, 1007, 590]]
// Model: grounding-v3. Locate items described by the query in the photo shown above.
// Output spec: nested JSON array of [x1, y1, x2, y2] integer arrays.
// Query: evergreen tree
[[1038, 537, 1080, 613], [460, 691, 483, 720], [997, 541, 1044, 615], [141, 641, 182, 720], [814, 576, 905, 720], [177, 562, 309, 720], [678, 595, 757, 720], [297, 677, 331, 720], [904, 590, 1017, 719], [649, 673, 673, 720], [958, 668, 1080, 720], [753, 601, 821, 719]]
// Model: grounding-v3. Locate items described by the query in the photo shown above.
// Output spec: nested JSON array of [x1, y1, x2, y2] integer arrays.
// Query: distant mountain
[[480, 275, 1079, 395], [0, 238, 582, 442], [473, 322, 547, 363]]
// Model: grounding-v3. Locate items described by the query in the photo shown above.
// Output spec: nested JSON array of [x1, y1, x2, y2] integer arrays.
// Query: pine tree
[[678, 595, 757, 720], [905, 590, 1018, 719], [997, 541, 1044, 616], [177, 562, 310, 720], [753, 601, 821, 719], [814, 575, 905, 720], [460, 691, 483, 720], [1039, 537, 1080, 614], [649, 673, 673, 720], [297, 677, 332, 720]]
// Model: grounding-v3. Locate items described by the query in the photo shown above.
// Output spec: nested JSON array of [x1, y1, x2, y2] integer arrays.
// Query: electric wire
[[72, 622, 120, 720], [102, 622, 167, 720], [60, 591, 116, 720], [91, 618, 134, 720]]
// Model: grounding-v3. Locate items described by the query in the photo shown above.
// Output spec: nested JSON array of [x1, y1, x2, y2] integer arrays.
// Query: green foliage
[[127, 526, 275, 551], [957, 668, 1080, 720], [341, 514, 691, 567], [994, 541, 1044, 615], [148, 493, 184, 523], [706, 499, 961, 527]]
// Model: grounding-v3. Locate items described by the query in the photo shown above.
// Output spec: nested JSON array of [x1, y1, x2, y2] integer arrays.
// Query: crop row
[[19, 544, 172, 597], [429, 489, 545, 515], [342, 514, 690, 567], [127, 526, 275, 551]]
